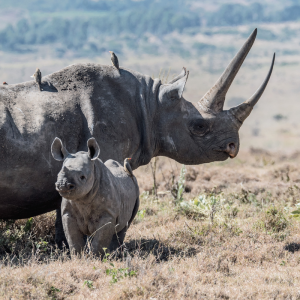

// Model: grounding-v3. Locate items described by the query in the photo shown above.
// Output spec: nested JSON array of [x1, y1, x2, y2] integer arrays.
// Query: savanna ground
[[1, 149, 300, 299]]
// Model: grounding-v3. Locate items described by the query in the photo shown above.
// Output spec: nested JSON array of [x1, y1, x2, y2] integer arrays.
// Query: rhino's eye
[[80, 175, 85, 180], [190, 120, 209, 136]]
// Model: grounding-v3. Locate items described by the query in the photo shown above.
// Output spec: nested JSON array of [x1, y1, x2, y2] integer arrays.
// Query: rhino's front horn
[[230, 53, 275, 125], [198, 29, 257, 114]]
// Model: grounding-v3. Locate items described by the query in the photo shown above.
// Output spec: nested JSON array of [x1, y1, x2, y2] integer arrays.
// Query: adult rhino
[[0, 29, 274, 246]]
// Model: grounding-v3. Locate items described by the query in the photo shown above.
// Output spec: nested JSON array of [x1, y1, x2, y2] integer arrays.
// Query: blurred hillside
[[0, 0, 299, 152], [0, 0, 299, 56]]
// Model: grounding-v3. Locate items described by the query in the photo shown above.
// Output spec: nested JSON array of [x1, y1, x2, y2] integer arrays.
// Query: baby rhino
[[51, 137, 139, 256]]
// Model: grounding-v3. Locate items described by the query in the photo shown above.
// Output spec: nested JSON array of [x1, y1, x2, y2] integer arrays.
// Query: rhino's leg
[[128, 197, 140, 227], [55, 207, 69, 249], [109, 197, 140, 251], [62, 212, 85, 255], [109, 226, 127, 252], [91, 218, 115, 257]]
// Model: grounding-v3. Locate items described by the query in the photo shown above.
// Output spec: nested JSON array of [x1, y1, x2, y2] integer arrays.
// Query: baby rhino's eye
[[80, 175, 85, 180]]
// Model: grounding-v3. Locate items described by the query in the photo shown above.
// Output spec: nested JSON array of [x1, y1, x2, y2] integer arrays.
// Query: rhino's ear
[[158, 71, 189, 107], [51, 137, 69, 161], [167, 67, 186, 84], [87, 138, 100, 160]]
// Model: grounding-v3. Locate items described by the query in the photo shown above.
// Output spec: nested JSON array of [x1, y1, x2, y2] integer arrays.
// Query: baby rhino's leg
[[90, 217, 115, 257], [109, 197, 140, 252], [62, 214, 85, 255]]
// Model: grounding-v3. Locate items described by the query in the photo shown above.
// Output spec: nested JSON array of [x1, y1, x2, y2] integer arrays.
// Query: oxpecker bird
[[124, 158, 133, 177], [109, 51, 119, 70], [2, 82, 8, 85], [31, 68, 42, 91]]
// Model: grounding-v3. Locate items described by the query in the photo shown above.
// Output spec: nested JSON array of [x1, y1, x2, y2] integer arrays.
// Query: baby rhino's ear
[[87, 138, 100, 160], [51, 137, 69, 161]]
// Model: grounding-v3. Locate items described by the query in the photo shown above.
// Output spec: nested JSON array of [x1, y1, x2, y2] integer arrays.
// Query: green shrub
[[171, 165, 186, 203], [256, 206, 289, 233], [106, 263, 137, 284], [83, 280, 94, 289], [178, 193, 224, 223]]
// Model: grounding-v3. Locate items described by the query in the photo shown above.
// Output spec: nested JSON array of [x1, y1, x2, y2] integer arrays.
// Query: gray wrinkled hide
[[53, 138, 139, 255], [0, 30, 274, 219], [0, 64, 158, 218]]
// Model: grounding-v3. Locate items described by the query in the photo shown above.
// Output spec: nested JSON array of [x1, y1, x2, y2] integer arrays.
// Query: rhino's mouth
[[57, 189, 73, 195], [55, 184, 76, 199], [57, 190, 75, 199], [212, 148, 230, 156]]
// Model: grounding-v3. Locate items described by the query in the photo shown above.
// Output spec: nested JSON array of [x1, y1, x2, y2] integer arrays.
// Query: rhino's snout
[[55, 181, 75, 193], [214, 141, 239, 159]]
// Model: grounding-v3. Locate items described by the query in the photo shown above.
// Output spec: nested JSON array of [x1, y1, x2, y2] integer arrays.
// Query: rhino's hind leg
[[109, 197, 140, 252], [128, 196, 140, 227], [55, 207, 69, 249]]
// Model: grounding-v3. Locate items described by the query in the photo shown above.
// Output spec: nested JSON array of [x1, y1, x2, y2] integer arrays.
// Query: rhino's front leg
[[55, 207, 69, 249], [62, 213, 85, 255], [90, 217, 115, 257]]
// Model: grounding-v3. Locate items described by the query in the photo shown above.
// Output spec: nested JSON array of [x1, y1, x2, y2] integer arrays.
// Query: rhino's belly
[[0, 162, 62, 218], [0, 133, 63, 219], [0, 103, 83, 218], [0, 187, 61, 219]]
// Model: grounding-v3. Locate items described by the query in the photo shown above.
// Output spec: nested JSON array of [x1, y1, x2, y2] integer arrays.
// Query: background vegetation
[[0, 0, 299, 56]]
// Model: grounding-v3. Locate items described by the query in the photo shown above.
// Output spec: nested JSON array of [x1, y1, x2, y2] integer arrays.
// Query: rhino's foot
[[55, 208, 69, 250]]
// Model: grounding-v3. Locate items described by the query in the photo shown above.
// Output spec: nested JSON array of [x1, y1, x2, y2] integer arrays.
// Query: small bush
[[178, 193, 224, 223], [238, 189, 258, 205], [83, 280, 94, 289], [0, 213, 56, 258], [106, 263, 137, 284], [256, 206, 289, 233], [171, 165, 186, 203]]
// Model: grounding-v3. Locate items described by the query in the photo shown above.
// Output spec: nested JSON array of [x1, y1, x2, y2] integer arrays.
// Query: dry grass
[[1, 149, 300, 299]]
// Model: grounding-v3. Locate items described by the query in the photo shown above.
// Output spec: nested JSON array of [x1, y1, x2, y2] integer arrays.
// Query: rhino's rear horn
[[230, 53, 275, 124], [167, 67, 186, 84], [198, 29, 257, 114]]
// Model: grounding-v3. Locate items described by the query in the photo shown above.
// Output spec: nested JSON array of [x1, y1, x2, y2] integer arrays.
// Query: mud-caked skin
[[0, 29, 274, 223], [52, 137, 140, 255]]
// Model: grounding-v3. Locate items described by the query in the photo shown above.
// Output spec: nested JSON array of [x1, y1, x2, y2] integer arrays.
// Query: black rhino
[[0, 29, 274, 245]]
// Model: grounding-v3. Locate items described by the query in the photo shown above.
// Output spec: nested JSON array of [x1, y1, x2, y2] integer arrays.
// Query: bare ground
[[1, 149, 300, 299]]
